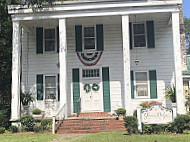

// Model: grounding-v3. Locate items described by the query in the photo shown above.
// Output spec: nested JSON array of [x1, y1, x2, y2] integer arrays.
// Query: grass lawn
[[76, 131, 190, 142], [0, 132, 59, 142]]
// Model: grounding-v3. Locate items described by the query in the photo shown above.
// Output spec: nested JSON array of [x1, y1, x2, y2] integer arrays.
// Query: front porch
[[10, 3, 185, 122]]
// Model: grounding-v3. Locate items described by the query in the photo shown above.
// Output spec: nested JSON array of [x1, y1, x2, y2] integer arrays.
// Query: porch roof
[[8, 0, 181, 15]]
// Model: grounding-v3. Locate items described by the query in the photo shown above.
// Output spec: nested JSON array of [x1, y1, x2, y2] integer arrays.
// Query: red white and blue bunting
[[77, 51, 103, 66]]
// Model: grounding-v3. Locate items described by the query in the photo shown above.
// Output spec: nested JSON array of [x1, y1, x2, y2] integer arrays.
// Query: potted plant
[[116, 108, 126, 120], [165, 85, 176, 107], [32, 108, 43, 119], [20, 92, 34, 115]]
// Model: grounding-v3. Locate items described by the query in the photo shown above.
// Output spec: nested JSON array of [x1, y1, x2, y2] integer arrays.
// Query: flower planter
[[118, 114, 125, 120]]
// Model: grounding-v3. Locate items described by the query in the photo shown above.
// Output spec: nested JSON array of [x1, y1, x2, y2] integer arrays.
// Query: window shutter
[[72, 68, 80, 113], [149, 70, 157, 99], [36, 27, 43, 54], [57, 26, 59, 53], [102, 67, 111, 112], [58, 74, 60, 101], [37, 74, 43, 100], [146, 21, 155, 48], [75, 25, 82, 52], [129, 22, 133, 49], [96, 24, 104, 51], [131, 70, 134, 99]]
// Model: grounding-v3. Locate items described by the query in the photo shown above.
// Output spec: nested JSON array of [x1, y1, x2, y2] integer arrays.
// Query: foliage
[[143, 125, 153, 134], [139, 101, 162, 109], [142, 124, 167, 134], [184, 17, 190, 54], [9, 126, 19, 133], [133, 110, 137, 118], [41, 119, 52, 131], [0, 127, 5, 134], [123, 116, 138, 135], [20, 115, 35, 131], [116, 108, 126, 116], [33, 125, 43, 133], [20, 92, 34, 106], [167, 115, 190, 133], [165, 85, 176, 103], [0, 109, 10, 129], [32, 108, 42, 115]]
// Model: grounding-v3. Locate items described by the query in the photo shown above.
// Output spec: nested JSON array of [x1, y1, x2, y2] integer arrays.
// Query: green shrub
[[124, 116, 138, 134], [133, 110, 137, 118], [41, 119, 52, 131], [0, 127, 5, 134], [152, 124, 167, 134], [116, 108, 126, 116], [0, 109, 10, 129], [32, 108, 42, 115], [33, 125, 42, 133], [143, 125, 153, 134], [9, 126, 19, 133], [167, 115, 190, 133], [20, 115, 34, 131]]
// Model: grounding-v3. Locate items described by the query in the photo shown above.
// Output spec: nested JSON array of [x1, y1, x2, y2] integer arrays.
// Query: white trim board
[[11, 5, 178, 21]]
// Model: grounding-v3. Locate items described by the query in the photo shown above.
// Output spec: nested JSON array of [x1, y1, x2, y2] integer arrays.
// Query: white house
[[8, 0, 186, 122]]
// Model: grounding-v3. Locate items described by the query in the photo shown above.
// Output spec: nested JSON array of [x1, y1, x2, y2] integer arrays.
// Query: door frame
[[79, 67, 104, 112]]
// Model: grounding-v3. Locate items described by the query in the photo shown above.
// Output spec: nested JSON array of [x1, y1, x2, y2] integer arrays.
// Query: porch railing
[[52, 103, 67, 134]]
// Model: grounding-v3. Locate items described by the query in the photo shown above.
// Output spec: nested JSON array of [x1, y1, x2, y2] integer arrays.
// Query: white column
[[122, 15, 132, 115], [172, 12, 185, 114], [11, 21, 21, 121], [59, 19, 68, 117]]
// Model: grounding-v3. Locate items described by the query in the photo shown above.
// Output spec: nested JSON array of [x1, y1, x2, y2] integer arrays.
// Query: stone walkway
[[51, 133, 89, 142]]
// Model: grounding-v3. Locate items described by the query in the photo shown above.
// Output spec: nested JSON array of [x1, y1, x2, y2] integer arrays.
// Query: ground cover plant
[[76, 131, 190, 142], [0, 133, 59, 142]]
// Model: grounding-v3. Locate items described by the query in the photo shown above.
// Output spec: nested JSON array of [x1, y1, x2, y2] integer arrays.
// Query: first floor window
[[45, 76, 56, 100], [84, 27, 95, 50], [44, 29, 55, 51], [135, 72, 148, 97], [133, 23, 146, 48]]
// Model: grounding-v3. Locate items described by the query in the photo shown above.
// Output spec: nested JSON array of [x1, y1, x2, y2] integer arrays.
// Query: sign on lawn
[[137, 105, 176, 132], [141, 105, 173, 124]]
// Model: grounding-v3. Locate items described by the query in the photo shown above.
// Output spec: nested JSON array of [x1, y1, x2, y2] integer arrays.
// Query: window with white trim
[[135, 72, 148, 97], [44, 29, 56, 51], [83, 26, 95, 50], [82, 69, 100, 78], [133, 23, 146, 48], [45, 76, 56, 100]]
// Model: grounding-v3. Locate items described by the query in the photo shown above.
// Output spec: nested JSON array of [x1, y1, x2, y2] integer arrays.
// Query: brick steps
[[56, 119, 125, 133], [56, 112, 125, 133]]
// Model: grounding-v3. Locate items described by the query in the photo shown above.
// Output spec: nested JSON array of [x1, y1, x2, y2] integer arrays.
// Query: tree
[[184, 17, 190, 54]]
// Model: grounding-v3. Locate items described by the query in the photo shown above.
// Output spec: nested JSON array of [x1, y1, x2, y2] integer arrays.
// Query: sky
[[183, 0, 190, 18]]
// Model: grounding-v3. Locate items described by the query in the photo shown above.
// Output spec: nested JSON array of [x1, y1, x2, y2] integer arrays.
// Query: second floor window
[[84, 27, 95, 50], [44, 29, 55, 51], [133, 23, 146, 48]]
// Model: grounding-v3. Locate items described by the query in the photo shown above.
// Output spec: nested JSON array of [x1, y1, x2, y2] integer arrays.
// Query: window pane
[[135, 72, 148, 97], [136, 84, 148, 96], [45, 40, 55, 51], [134, 35, 146, 47], [133, 24, 145, 34], [84, 38, 95, 49], [45, 29, 55, 39], [45, 88, 56, 99], [45, 76, 56, 87], [84, 27, 94, 37]]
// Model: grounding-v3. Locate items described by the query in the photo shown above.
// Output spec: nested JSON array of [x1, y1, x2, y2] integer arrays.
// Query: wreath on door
[[92, 83, 100, 91], [84, 84, 91, 93]]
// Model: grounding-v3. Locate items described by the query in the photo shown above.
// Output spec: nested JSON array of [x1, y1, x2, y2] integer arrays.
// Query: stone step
[[69, 112, 112, 118]]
